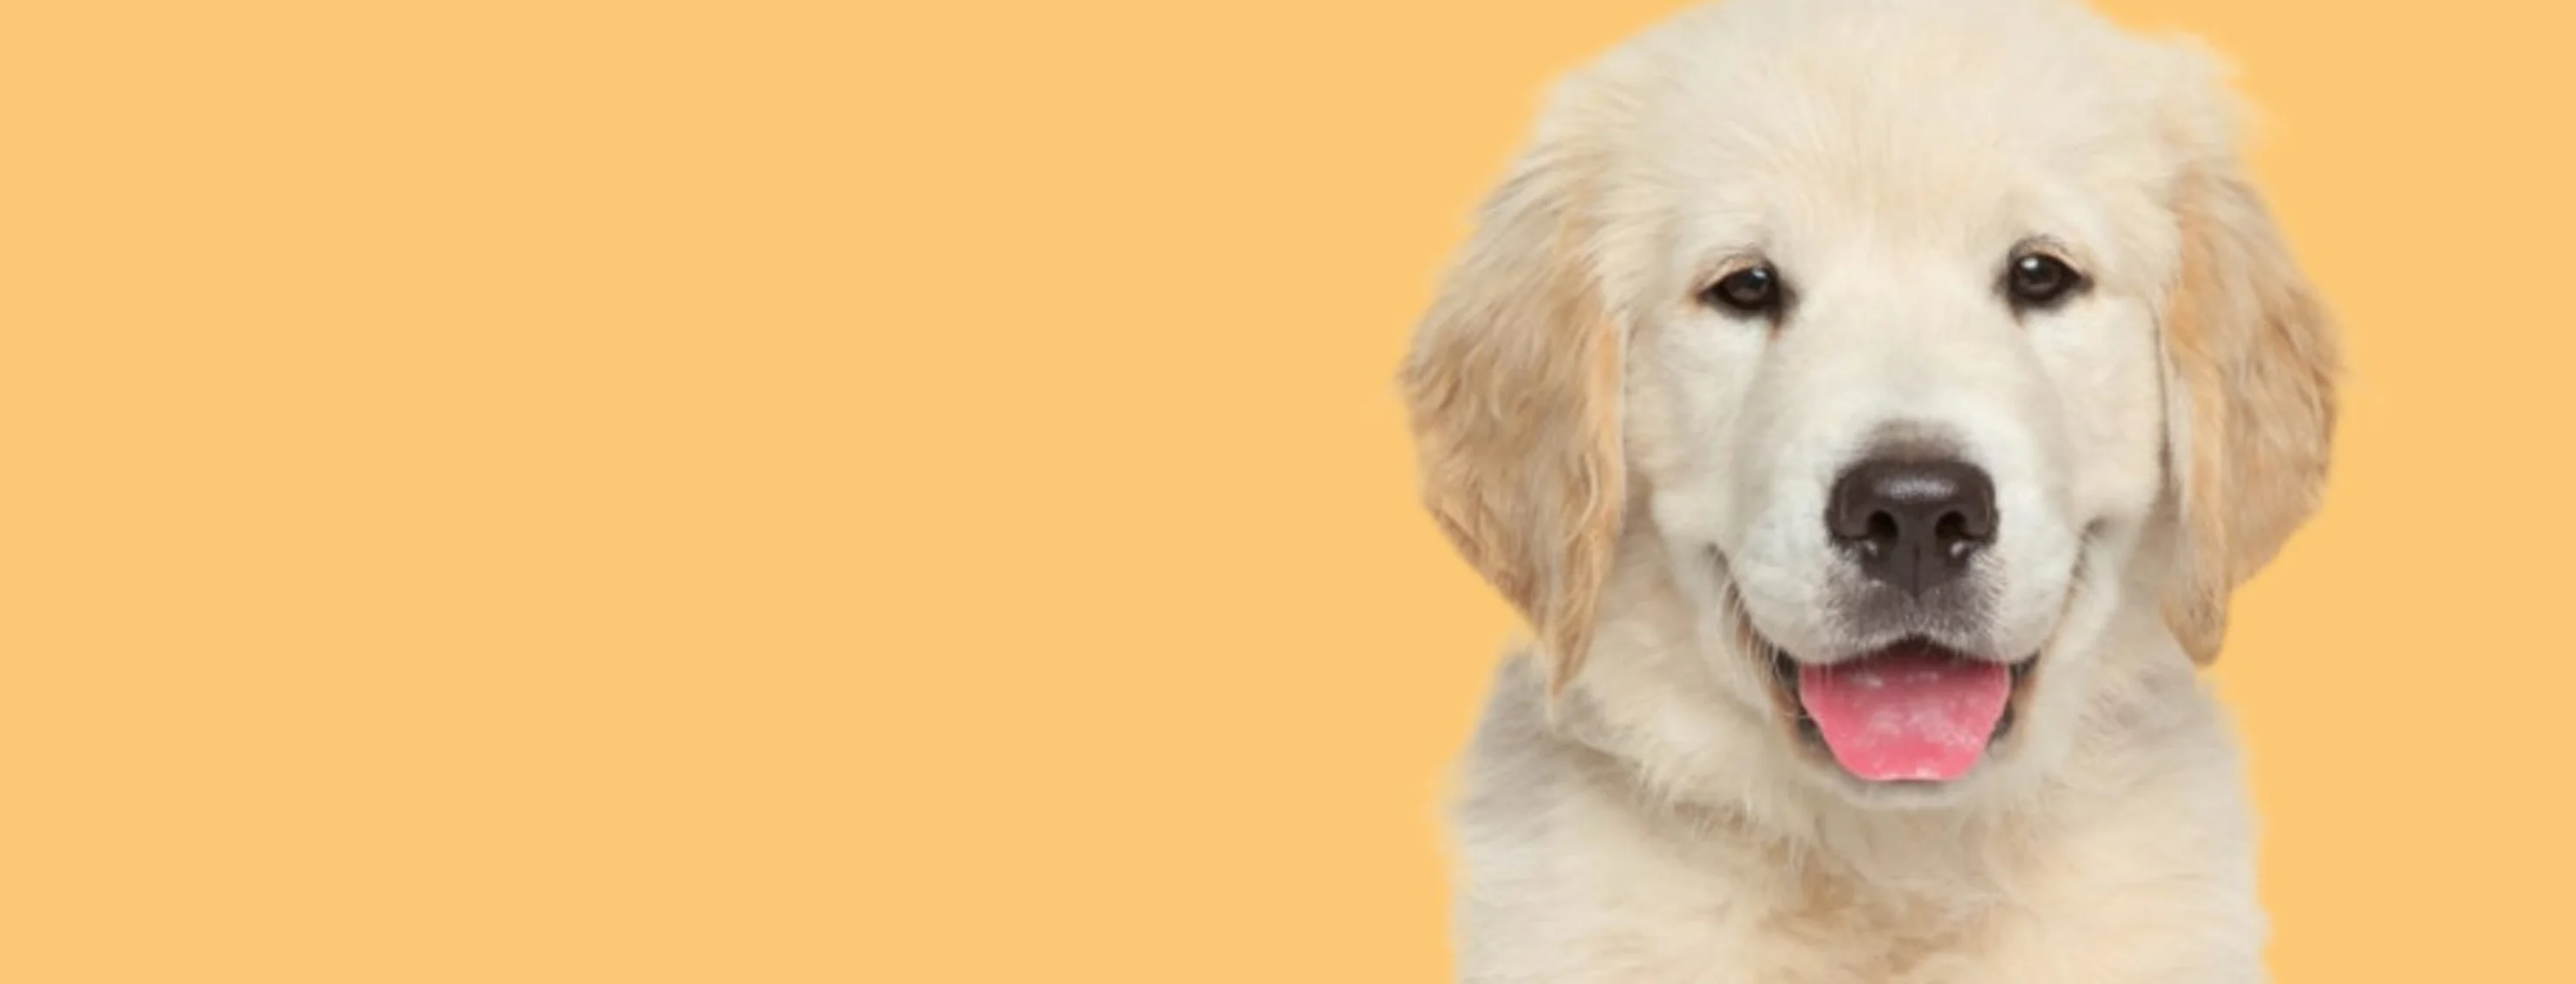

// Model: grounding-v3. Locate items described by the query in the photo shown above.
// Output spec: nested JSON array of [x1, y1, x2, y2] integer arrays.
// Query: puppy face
[[1402, 0, 2337, 804]]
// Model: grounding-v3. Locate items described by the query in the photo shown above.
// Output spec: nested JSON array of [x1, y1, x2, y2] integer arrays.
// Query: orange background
[[2, 1, 2566, 980]]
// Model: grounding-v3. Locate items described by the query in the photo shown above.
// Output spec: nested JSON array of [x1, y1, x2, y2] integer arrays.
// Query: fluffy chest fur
[[1450, 651, 2264, 984]]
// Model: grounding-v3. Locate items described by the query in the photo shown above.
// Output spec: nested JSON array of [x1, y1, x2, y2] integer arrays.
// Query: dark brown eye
[[2005, 253, 2083, 309], [1700, 265, 1781, 316]]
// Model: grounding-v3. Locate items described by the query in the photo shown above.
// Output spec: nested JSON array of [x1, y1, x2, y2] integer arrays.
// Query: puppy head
[[1401, 0, 2337, 801]]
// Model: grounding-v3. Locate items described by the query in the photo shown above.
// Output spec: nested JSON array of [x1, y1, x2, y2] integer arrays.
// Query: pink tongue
[[1797, 648, 2011, 782]]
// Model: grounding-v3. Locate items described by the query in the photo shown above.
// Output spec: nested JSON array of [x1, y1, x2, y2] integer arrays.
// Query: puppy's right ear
[[1399, 140, 1625, 694]]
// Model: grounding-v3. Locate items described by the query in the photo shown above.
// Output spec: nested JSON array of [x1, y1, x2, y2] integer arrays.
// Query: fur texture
[[1398, 1, 2339, 981]]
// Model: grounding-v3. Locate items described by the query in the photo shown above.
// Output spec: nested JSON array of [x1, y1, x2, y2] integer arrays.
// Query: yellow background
[[1, 1, 2564, 980]]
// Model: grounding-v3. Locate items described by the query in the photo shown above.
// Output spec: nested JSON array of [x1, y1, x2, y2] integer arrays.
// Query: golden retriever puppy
[[1397, 0, 2339, 980]]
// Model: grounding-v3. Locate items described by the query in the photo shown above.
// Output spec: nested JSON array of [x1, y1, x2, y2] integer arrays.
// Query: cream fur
[[1398, 1, 2340, 981]]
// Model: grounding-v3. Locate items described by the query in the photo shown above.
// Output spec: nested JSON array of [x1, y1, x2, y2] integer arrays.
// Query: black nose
[[1827, 457, 1997, 597]]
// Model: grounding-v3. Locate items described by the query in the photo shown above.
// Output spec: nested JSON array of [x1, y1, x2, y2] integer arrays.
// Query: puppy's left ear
[[2156, 54, 2344, 666]]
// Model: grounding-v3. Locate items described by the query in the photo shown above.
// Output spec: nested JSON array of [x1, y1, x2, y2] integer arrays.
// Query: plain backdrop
[[3, 1, 2570, 980]]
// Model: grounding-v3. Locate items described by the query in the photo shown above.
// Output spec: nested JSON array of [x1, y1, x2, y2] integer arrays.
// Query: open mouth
[[1742, 621, 2037, 784]]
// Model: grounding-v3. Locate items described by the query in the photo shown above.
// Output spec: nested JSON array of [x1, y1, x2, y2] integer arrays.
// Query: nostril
[[1934, 508, 1990, 559], [1865, 511, 1899, 551]]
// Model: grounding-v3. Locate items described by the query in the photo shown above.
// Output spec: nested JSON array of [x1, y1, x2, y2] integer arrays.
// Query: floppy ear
[[2159, 135, 2343, 666], [1400, 143, 1624, 693]]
